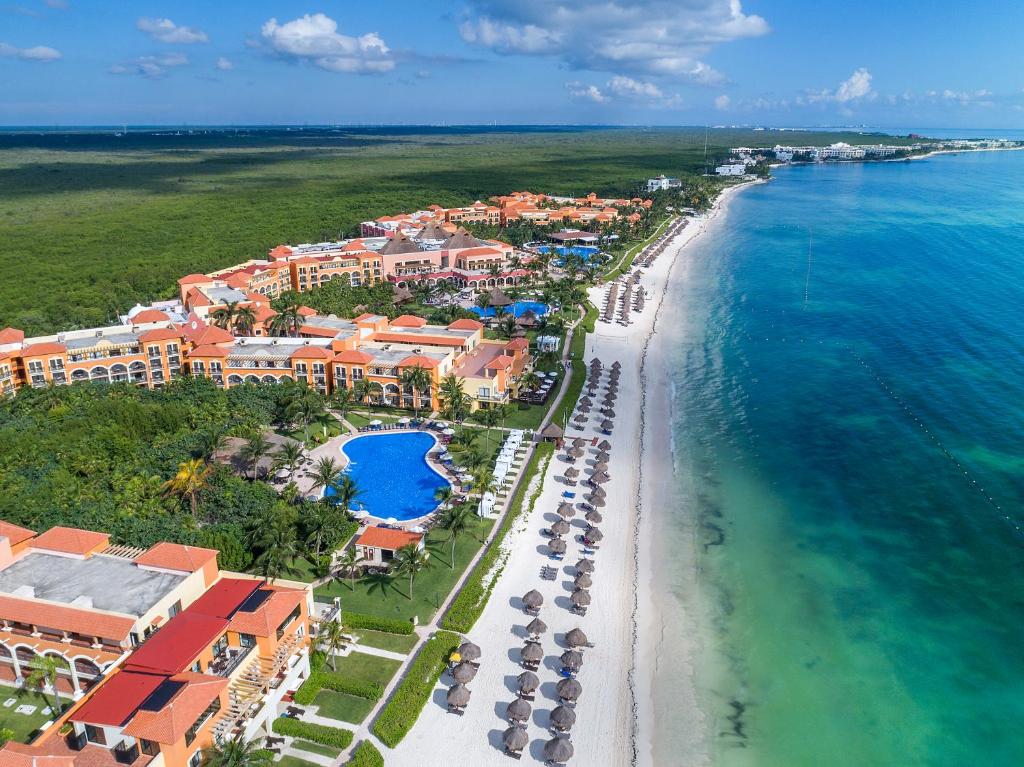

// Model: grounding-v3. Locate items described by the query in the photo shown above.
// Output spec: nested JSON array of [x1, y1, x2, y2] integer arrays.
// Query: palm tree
[[476, 407, 500, 447], [330, 474, 363, 514], [304, 505, 335, 562], [434, 485, 454, 510], [252, 517, 300, 582], [399, 364, 432, 418], [240, 432, 272, 480], [210, 301, 239, 331], [519, 370, 540, 393], [272, 441, 304, 476], [162, 458, 211, 516], [314, 411, 335, 439], [352, 379, 371, 408], [331, 387, 354, 422], [310, 457, 342, 495], [438, 373, 470, 422], [233, 305, 257, 337], [498, 314, 517, 338], [318, 617, 349, 672], [269, 297, 305, 338], [26, 655, 67, 716], [393, 543, 430, 600], [438, 503, 476, 569], [201, 734, 272, 767], [285, 386, 323, 443], [197, 428, 229, 460], [475, 293, 490, 314], [334, 546, 365, 591]]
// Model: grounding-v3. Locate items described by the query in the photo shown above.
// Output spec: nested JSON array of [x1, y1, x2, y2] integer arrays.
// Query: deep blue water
[[328, 432, 449, 520], [658, 151, 1024, 766], [469, 300, 549, 319]]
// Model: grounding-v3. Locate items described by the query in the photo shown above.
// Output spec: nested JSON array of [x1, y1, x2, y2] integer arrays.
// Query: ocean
[[654, 151, 1024, 766]]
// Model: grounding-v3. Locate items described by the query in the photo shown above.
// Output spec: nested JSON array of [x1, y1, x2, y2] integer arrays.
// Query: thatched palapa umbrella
[[526, 617, 548, 637], [521, 641, 544, 663], [447, 683, 471, 708], [586, 497, 607, 508], [568, 447, 583, 459], [574, 572, 593, 589], [543, 737, 574, 764], [563, 467, 579, 481], [601, 408, 616, 418], [550, 519, 570, 536], [611, 361, 622, 370], [559, 649, 584, 672], [517, 670, 539, 695], [571, 437, 587, 448], [522, 590, 543, 611], [503, 726, 529, 753], [576, 557, 595, 573], [587, 486, 607, 499], [451, 662, 477, 684], [488, 287, 513, 307], [548, 538, 567, 555], [570, 589, 591, 607], [598, 439, 612, 451], [585, 510, 603, 524], [591, 471, 611, 484], [595, 450, 611, 463], [507, 697, 531, 723], [592, 461, 609, 473], [565, 627, 588, 648], [549, 705, 577, 732], [458, 641, 481, 662], [557, 501, 576, 517], [586, 526, 604, 542], [556, 676, 583, 702]]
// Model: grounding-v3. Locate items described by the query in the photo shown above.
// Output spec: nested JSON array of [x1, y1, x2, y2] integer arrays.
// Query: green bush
[[442, 444, 553, 633], [292, 669, 384, 706], [372, 630, 460, 747], [346, 740, 384, 767], [342, 612, 414, 635], [271, 718, 353, 748]]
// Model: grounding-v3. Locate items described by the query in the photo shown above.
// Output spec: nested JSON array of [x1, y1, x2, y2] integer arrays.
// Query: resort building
[[646, 175, 682, 191], [715, 164, 748, 176], [0, 523, 314, 767], [354, 527, 425, 567], [818, 142, 867, 161]]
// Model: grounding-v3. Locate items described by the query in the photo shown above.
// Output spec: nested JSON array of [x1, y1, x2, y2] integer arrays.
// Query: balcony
[[209, 643, 255, 678]]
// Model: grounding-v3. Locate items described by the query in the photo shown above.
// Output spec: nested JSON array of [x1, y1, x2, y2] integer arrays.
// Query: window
[[189, 750, 202, 767], [84, 724, 106, 745], [184, 697, 221, 746], [168, 600, 182, 618], [239, 633, 256, 648], [49, 358, 64, 370], [167, 343, 179, 355], [147, 345, 160, 358], [140, 740, 160, 757], [27, 361, 43, 374], [275, 605, 301, 640]]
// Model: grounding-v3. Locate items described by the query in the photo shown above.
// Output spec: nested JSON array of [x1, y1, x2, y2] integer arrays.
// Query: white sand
[[385, 181, 758, 766]]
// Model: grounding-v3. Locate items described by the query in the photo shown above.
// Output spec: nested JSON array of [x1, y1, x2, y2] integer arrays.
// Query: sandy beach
[[385, 181, 756, 767]]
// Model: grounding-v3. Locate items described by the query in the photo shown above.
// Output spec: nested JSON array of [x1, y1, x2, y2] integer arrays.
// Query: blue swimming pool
[[470, 300, 550, 319], [536, 245, 601, 260], [326, 432, 450, 521]]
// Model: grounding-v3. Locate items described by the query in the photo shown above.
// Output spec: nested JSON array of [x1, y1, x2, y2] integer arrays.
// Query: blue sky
[[2, 0, 1023, 128]]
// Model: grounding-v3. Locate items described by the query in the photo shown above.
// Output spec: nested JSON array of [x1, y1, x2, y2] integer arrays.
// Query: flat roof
[[455, 342, 508, 379], [0, 552, 185, 617]]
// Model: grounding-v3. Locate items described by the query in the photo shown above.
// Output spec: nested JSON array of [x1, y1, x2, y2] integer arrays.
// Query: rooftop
[[0, 552, 184, 616]]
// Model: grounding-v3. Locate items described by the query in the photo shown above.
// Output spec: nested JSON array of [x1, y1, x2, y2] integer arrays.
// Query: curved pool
[[326, 432, 450, 521], [470, 300, 549, 319]]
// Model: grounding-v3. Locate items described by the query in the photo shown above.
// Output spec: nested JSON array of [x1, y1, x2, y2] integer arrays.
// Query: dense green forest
[[0, 126, 915, 335]]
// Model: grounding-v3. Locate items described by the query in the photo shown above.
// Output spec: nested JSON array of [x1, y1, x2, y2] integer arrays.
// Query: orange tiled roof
[[0, 742, 76, 767], [398, 355, 440, 369], [356, 527, 423, 551], [334, 350, 374, 364], [227, 587, 304, 636], [122, 672, 228, 745], [134, 542, 218, 573], [187, 325, 234, 346], [297, 306, 318, 317], [20, 342, 67, 357], [137, 327, 182, 343], [131, 309, 169, 324], [0, 521, 35, 547], [177, 274, 209, 285], [188, 344, 230, 358], [390, 315, 428, 328], [504, 338, 529, 351], [290, 346, 334, 360], [32, 526, 108, 556], [486, 355, 515, 369], [0, 328, 25, 345], [447, 319, 484, 331], [0, 594, 135, 641]]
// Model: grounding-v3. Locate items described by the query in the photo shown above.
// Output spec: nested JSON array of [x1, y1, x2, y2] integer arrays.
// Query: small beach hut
[[571, 589, 591, 607], [565, 628, 589, 648], [543, 737, 575, 765], [447, 683, 471, 711], [522, 589, 544, 613], [517, 670, 540, 695], [488, 287, 513, 307], [503, 726, 529, 756], [540, 422, 564, 443], [557, 501, 576, 517], [452, 662, 477, 684], [550, 519, 570, 536], [556, 677, 583, 703], [560, 650, 584, 672], [507, 698, 532, 724], [576, 558, 595, 573], [548, 538, 567, 555], [526, 617, 548, 637], [521, 641, 544, 664], [574, 572, 593, 589], [550, 704, 578, 732]]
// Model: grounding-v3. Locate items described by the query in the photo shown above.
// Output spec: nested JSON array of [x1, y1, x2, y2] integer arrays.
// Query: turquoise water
[[469, 300, 549, 318], [328, 432, 449, 520], [660, 152, 1024, 766]]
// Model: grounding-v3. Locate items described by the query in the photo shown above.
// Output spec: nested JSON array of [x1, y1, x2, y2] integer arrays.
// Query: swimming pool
[[536, 245, 600, 260], [326, 432, 450, 521], [470, 300, 549, 319]]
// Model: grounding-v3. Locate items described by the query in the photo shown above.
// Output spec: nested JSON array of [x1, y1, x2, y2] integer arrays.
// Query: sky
[[2, 0, 1023, 129]]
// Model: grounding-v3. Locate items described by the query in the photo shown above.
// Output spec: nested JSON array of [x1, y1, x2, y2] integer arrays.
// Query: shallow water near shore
[[653, 152, 1024, 766]]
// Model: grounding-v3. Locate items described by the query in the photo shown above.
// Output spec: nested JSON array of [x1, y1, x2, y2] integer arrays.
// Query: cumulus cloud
[[459, 0, 767, 84], [568, 75, 679, 106], [835, 67, 873, 102], [215, 56, 233, 71], [714, 94, 731, 110], [567, 82, 609, 104], [110, 52, 188, 78], [137, 17, 208, 44], [0, 41, 61, 61], [607, 75, 663, 99], [261, 13, 394, 73]]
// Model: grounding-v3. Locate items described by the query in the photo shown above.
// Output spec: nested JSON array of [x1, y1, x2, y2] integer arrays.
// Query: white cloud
[[110, 52, 188, 78], [567, 75, 680, 107], [0, 41, 61, 61], [137, 17, 208, 44], [215, 56, 233, 71], [261, 13, 394, 73], [607, 75, 663, 99], [714, 94, 731, 110], [567, 82, 609, 104], [834, 67, 873, 102], [459, 0, 767, 84]]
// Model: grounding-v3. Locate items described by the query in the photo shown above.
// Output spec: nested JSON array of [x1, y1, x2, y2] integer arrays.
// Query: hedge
[[342, 612, 414, 635], [441, 443, 553, 633], [271, 718, 353, 748], [293, 670, 383, 706], [371, 630, 461, 747], [345, 740, 384, 767]]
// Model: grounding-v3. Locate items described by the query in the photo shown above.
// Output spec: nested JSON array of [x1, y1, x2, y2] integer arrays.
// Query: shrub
[[292, 668, 384, 706], [346, 740, 384, 767], [342, 612, 413, 635], [372, 630, 460, 747], [271, 718, 353, 748]]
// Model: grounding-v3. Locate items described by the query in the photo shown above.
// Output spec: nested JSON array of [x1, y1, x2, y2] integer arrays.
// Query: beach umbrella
[[517, 670, 540, 694], [589, 358, 603, 368], [574, 572, 593, 589], [570, 589, 591, 607], [550, 705, 578, 732], [556, 677, 583, 702], [587, 486, 607, 499], [457, 641, 481, 661], [557, 501, 576, 517], [578, 405, 592, 414], [564, 467, 579, 480], [586, 496, 606, 508], [595, 449, 611, 461], [522, 590, 544, 610], [503, 726, 529, 753], [611, 361, 621, 370], [568, 447, 583, 459], [576, 558, 595, 573], [559, 650, 584, 672], [592, 461, 609, 473], [521, 641, 544, 663], [565, 628, 588, 648], [585, 510, 602, 524], [598, 440, 612, 451], [591, 471, 611, 484], [543, 736, 574, 764], [550, 519, 570, 536], [548, 538, 567, 555], [447, 683, 471, 708], [526, 617, 548, 637], [451, 662, 477, 684], [507, 698, 532, 724], [586, 526, 604, 542], [573, 415, 587, 425], [601, 408, 616, 418], [572, 437, 587, 447]]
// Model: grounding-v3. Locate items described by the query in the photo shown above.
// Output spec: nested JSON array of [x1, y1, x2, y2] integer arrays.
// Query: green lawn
[[327, 652, 401, 687], [276, 756, 320, 767], [550, 302, 598, 429], [0, 689, 65, 744], [313, 690, 375, 725], [498, 402, 548, 431], [315, 517, 495, 623], [345, 411, 405, 429], [354, 629, 417, 654], [284, 555, 319, 583], [291, 740, 342, 758]]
